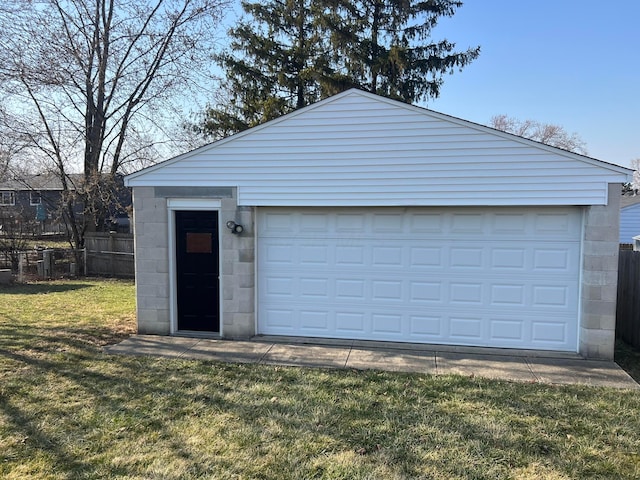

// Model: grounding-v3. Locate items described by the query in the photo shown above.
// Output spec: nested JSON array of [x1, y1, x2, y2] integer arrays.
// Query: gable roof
[[126, 89, 631, 207]]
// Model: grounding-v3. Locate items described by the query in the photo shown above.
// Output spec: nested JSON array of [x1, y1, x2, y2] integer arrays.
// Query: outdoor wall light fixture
[[226, 220, 244, 235]]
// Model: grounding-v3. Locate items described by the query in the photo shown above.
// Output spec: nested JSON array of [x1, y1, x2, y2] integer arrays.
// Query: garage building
[[125, 89, 631, 359]]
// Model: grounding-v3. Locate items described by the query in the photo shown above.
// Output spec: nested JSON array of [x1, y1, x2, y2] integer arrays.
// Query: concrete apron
[[104, 335, 639, 390]]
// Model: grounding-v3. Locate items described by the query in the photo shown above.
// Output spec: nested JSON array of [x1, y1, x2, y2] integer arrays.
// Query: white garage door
[[257, 207, 581, 352]]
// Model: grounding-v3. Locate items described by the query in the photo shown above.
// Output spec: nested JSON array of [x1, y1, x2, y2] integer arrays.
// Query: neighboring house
[[0, 174, 82, 234], [0, 173, 131, 234], [619, 195, 640, 244], [125, 89, 631, 360]]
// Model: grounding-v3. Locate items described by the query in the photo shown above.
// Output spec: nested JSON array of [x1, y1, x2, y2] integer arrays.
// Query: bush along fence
[[616, 249, 640, 349], [0, 233, 134, 280]]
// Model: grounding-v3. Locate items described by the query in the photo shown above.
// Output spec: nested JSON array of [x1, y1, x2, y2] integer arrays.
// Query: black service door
[[175, 210, 220, 332]]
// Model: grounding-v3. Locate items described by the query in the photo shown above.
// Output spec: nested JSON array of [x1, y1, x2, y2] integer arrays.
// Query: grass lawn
[[1, 279, 639, 479]]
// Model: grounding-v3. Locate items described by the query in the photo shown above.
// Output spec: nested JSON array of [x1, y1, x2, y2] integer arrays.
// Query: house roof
[[125, 89, 632, 207], [0, 173, 84, 191]]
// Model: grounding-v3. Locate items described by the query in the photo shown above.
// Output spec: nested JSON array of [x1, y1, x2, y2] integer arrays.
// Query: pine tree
[[200, 0, 479, 138], [201, 0, 330, 139], [322, 0, 480, 103]]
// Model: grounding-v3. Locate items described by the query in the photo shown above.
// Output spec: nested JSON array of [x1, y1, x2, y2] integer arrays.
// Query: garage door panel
[[410, 281, 443, 303], [371, 246, 403, 267], [451, 213, 485, 233], [336, 213, 365, 232], [372, 280, 403, 301], [534, 211, 575, 233], [262, 274, 578, 313], [449, 317, 484, 340], [490, 318, 524, 342], [299, 245, 329, 265], [372, 212, 404, 231], [264, 276, 294, 297], [258, 207, 581, 351], [490, 284, 525, 306], [531, 320, 570, 344], [450, 247, 484, 268], [260, 208, 581, 238], [532, 284, 571, 308], [372, 313, 403, 334], [299, 310, 330, 331], [410, 315, 443, 337], [263, 241, 297, 264], [409, 212, 443, 232], [336, 311, 366, 333], [492, 213, 528, 233], [335, 279, 366, 299], [410, 247, 443, 267], [261, 302, 579, 350], [262, 212, 295, 232], [336, 245, 366, 265], [533, 248, 573, 271], [491, 248, 526, 269], [263, 236, 580, 274], [299, 277, 329, 299], [300, 213, 329, 231], [449, 282, 483, 304], [263, 309, 295, 330]]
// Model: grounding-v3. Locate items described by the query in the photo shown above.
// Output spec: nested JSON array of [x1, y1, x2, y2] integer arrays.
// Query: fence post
[[42, 249, 53, 279], [18, 252, 25, 283], [109, 232, 115, 275]]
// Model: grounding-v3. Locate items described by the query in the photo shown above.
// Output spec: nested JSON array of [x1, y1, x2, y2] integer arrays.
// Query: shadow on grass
[[0, 322, 133, 354], [615, 340, 640, 382], [2, 318, 640, 478], [0, 282, 91, 295]]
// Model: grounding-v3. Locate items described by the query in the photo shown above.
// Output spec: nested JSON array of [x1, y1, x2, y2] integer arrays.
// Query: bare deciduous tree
[[622, 158, 640, 195], [0, 0, 227, 251], [490, 114, 588, 155]]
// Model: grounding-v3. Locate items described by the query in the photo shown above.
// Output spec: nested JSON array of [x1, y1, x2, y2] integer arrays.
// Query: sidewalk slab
[[181, 339, 272, 364], [347, 348, 437, 374], [104, 335, 199, 358], [260, 344, 350, 368], [527, 358, 639, 388], [104, 335, 640, 389], [437, 353, 537, 382]]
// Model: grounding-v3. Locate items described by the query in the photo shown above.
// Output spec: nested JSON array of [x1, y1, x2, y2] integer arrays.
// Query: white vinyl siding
[[126, 90, 629, 207], [257, 207, 582, 352]]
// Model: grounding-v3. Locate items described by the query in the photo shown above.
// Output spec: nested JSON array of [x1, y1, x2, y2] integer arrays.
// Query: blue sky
[[427, 0, 639, 167]]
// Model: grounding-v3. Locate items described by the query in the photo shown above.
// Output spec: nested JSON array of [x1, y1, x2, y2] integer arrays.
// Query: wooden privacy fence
[[616, 249, 640, 348], [84, 232, 134, 278]]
